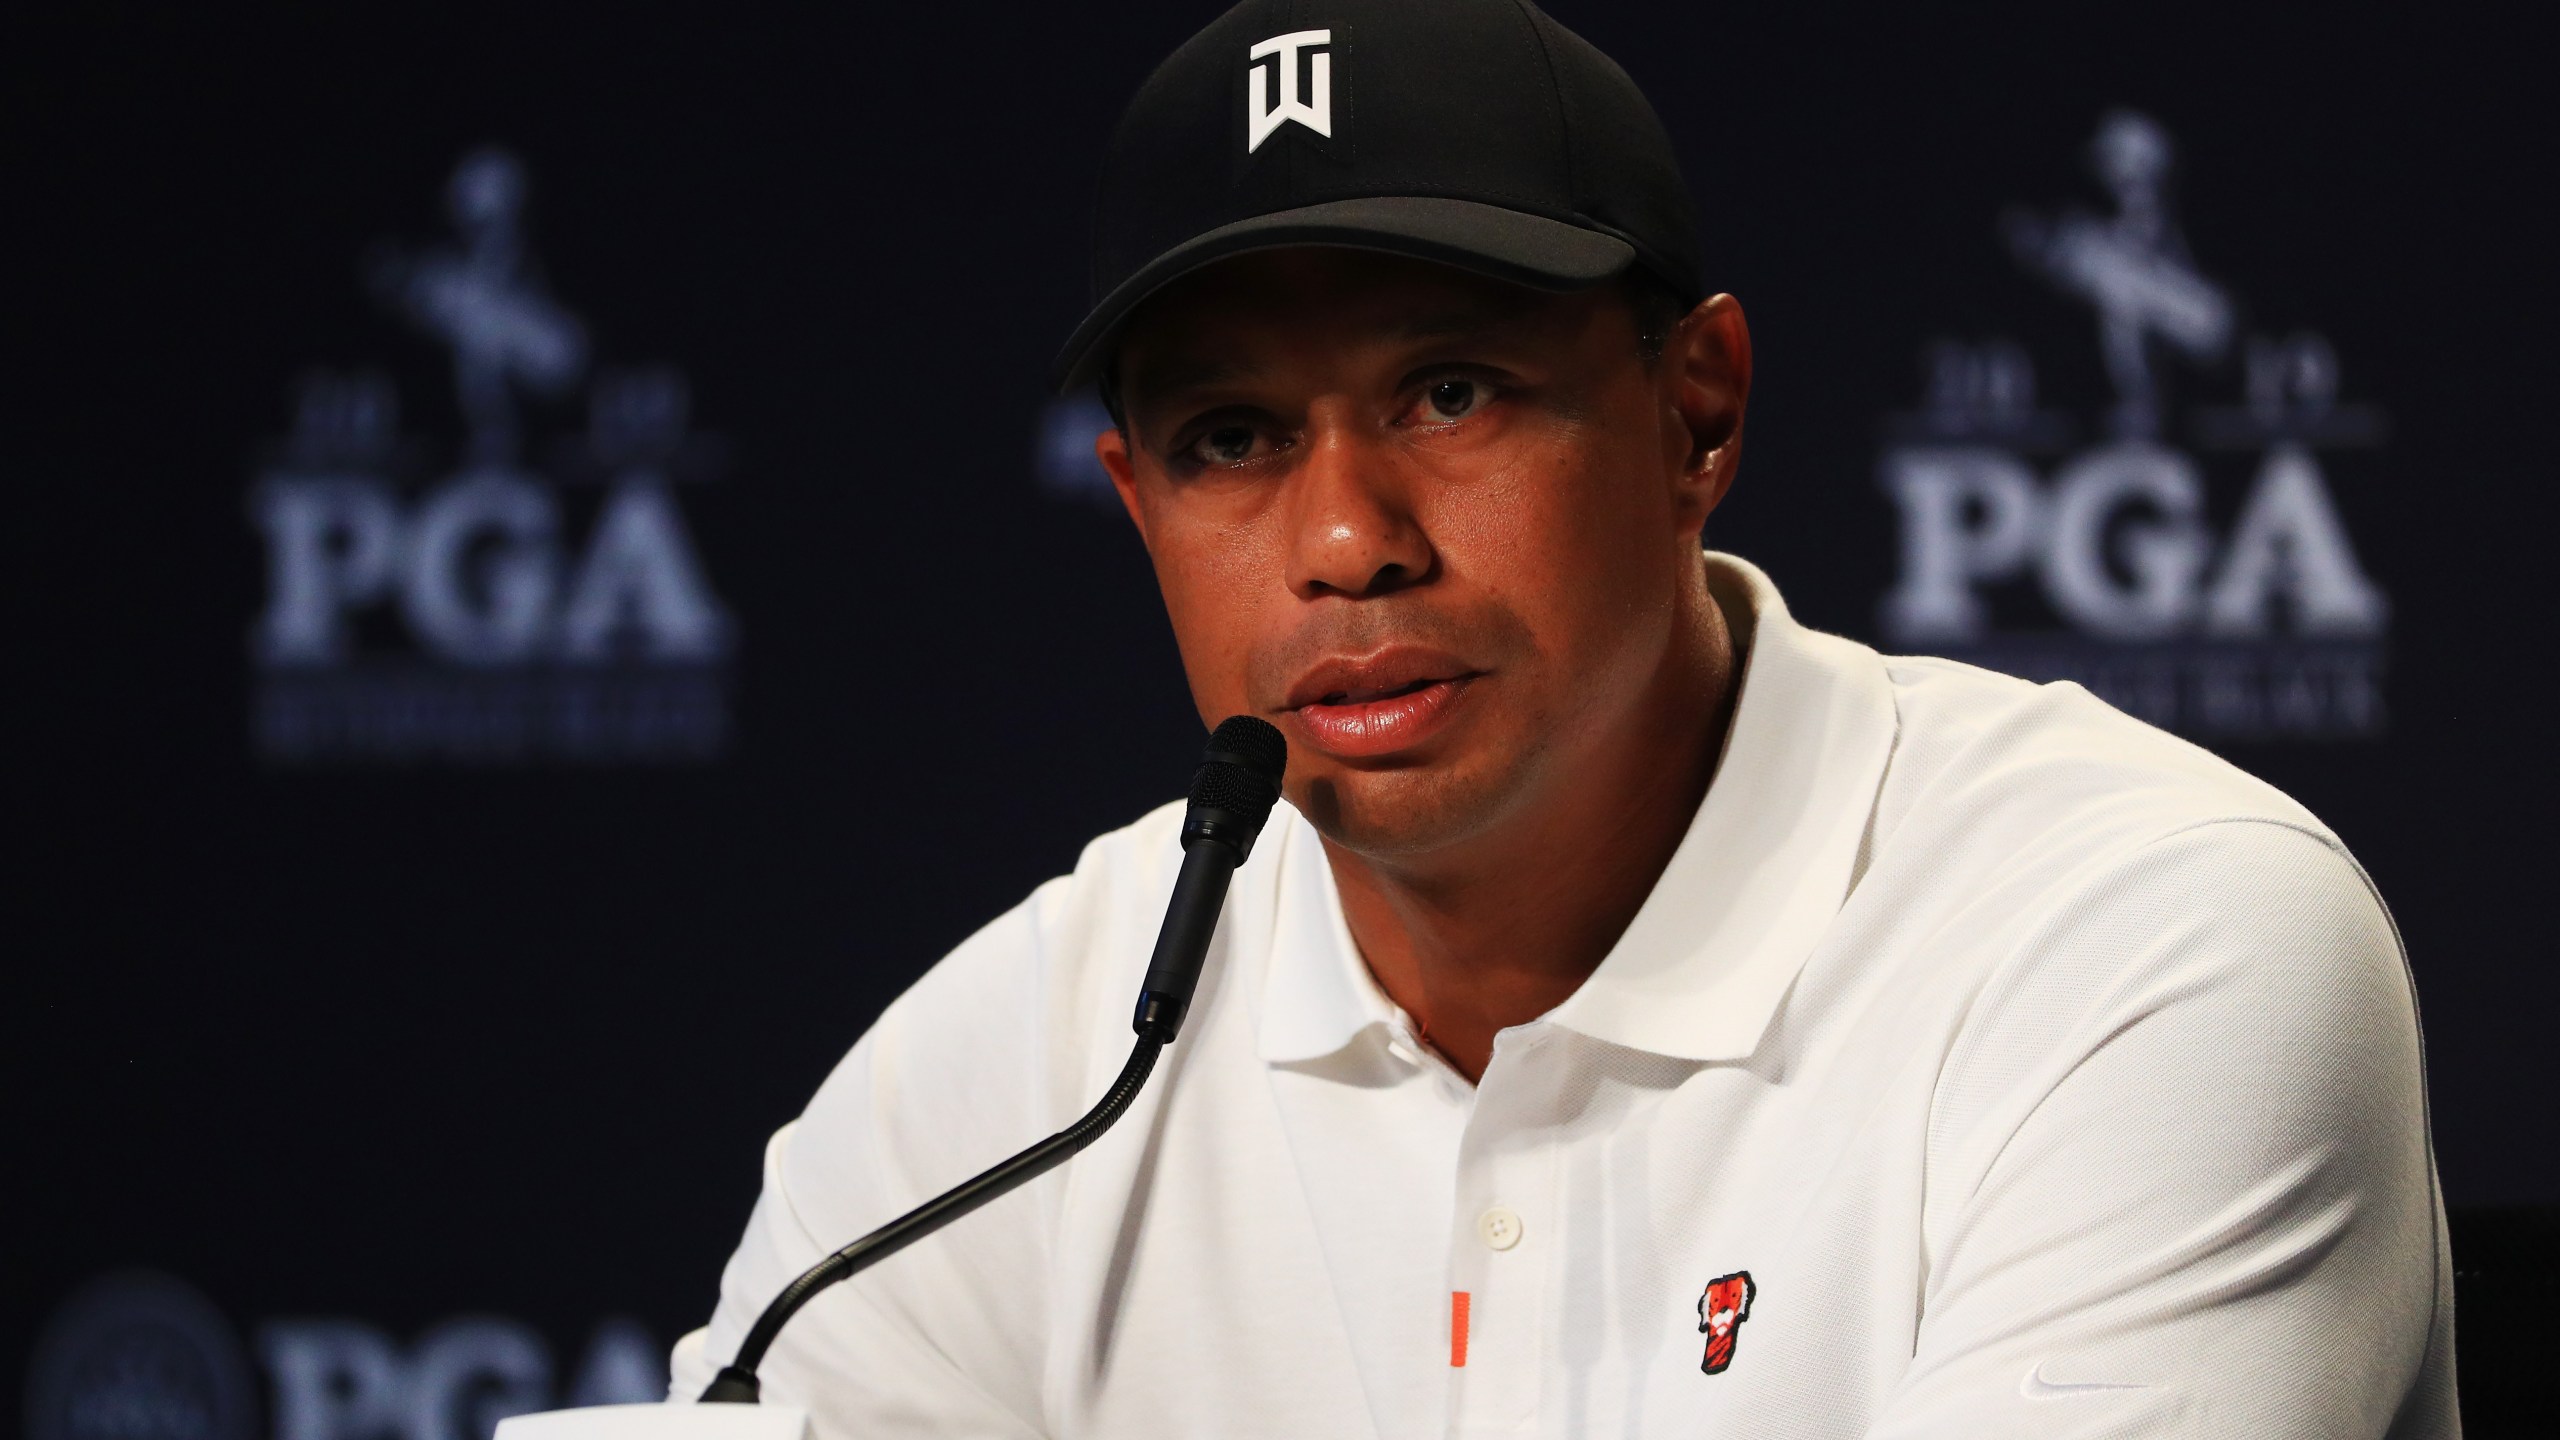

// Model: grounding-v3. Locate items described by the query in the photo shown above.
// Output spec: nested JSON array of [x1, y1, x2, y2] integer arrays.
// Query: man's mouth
[[1315, 676, 1445, 707], [1283, 650, 1484, 759]]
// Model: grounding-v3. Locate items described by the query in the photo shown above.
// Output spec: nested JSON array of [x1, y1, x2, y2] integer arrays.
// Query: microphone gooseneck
[[701, 715, 1286, 1404]]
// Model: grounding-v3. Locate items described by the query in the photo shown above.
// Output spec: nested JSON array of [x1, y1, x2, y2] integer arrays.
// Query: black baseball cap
[[1052, 0, 1704, 392]]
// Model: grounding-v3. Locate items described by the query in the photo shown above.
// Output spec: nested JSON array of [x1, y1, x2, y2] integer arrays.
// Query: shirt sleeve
[[675, 878, 1096, 1440], [673, 1120, 1049, 1439], [1868, 820, 2456, 1439]]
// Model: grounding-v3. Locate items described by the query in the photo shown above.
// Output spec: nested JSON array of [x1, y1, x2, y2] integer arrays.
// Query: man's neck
[[1321, 580, 1741, 1082]]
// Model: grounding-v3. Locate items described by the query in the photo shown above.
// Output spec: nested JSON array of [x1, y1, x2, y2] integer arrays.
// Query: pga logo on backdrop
[[246, 147, 735, 766], [24, 1271, 662, 1440], [1875, 111, 2390, 739]]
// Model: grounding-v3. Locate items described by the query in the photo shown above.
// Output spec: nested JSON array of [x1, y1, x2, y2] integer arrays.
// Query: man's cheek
[[1161, 590, 1264, 716], [1425, 475, 1603, 617]]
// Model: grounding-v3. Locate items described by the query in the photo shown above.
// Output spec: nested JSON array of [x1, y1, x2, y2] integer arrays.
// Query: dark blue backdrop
[[11, 2, 2554, 1435]]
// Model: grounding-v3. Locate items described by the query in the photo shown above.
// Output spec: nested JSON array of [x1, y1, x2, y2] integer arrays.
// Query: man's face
[[1099, 249, 1742, 861]]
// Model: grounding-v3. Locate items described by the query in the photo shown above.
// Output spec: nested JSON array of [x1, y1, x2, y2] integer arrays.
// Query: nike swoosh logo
[[2020, 1361, 2150, 1399]]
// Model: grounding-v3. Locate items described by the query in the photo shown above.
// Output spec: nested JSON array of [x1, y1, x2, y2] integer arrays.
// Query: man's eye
[[1418, 379, 1488, 423], [1190, 424, 1260, 466]]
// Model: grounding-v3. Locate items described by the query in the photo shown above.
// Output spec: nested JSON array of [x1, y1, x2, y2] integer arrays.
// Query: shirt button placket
[[1445, 1025, 1555, 1436]]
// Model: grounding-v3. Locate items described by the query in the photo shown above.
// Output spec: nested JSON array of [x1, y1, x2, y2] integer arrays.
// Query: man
[[676, 1, 2456, 1434]]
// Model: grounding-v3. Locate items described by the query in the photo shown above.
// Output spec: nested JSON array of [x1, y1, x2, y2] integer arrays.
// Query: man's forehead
[[1116, 248, 1595, 398]]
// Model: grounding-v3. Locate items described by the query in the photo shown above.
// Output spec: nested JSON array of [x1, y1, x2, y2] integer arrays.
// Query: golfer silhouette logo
[[1696, 1271, 1756, 1375], [369, 147, 589, 464]]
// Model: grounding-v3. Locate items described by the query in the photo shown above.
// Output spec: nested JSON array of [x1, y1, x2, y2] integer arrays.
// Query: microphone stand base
[[494, 1401, 810, 1439]]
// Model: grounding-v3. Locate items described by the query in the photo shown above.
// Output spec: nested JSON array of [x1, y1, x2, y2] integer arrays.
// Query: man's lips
[[1308, 674, 1445, 706], [1282, 648, 1477, 710], [1283, 650, 1484, 759]]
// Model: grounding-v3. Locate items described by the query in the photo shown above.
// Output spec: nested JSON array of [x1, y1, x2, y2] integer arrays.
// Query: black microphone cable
[[700, 715, 1286, 1404]]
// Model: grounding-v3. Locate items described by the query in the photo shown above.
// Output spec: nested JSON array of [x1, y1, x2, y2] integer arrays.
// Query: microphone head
[[1185, 715, 1288, 860]]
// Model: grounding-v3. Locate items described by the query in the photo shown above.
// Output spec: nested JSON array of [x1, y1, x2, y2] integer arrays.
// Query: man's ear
[[1666, 294, 1752, 532], [1096, 426, 1149, 540]]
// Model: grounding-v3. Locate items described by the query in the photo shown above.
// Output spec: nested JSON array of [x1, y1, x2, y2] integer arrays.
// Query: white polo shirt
[[675, 555, 2455, 1438]]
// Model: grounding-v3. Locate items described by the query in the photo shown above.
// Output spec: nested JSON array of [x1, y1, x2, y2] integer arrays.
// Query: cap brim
[[1050, 196, 1637, 393]]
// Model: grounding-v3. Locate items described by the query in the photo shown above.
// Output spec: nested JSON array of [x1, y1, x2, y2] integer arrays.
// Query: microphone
[[1133, 714, 1289, 1041], [699, 715, 1286, 1405]]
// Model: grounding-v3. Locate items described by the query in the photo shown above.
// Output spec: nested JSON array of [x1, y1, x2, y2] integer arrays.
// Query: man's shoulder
[[1872, 649, 2338, 866], [1825, 649, 2395, 1057], [1868, 658, 2420, 1178], [795, 798, 1200, 1180], [886, 797, 1193, 1037], [1028, 796, 1194, 937]]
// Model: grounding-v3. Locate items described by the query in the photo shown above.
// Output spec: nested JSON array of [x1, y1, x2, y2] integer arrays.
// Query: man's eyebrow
[[1381, 304, 1521, 344], [1123, 352, 1258, 404], [1124, 301, 1535, 400]]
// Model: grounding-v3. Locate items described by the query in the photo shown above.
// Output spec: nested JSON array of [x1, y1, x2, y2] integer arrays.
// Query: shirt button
[[1477, 1206, 1524, 1251]]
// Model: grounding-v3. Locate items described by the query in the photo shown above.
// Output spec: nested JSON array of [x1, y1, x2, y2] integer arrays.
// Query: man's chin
[[1290, 755, 1535, 864]]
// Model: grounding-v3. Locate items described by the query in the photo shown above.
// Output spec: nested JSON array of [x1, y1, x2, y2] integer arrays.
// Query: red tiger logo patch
[[1696, 1271, 1756, 1375]]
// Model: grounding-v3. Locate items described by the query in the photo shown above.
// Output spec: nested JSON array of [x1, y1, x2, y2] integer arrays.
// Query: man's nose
[[1282, 418, 1435, 600]]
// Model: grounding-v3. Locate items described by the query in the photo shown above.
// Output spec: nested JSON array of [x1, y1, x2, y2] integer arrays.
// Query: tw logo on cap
[[1696, 1270, 1756, 1375], [1246, 29, 1333, 152]]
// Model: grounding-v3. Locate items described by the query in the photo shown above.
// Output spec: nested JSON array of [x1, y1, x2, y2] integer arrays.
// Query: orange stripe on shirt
[[1450, 1291, 1471, 1367]]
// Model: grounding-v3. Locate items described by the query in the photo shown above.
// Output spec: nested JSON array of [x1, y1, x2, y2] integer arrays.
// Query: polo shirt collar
[[1257, 804, 1398, 1063], [1256, 553, 1901, 1065]]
